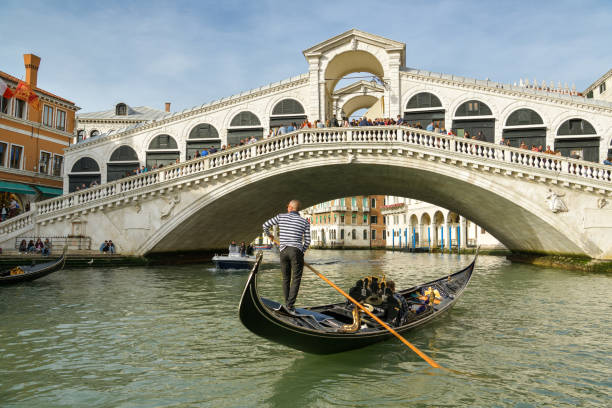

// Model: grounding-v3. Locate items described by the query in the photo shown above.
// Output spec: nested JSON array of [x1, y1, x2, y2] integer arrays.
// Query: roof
[[77, 105, 171, 121], [0, 70, 76, 106]]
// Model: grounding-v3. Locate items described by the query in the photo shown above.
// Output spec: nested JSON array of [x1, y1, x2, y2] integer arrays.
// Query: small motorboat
[[0, 247, 67, 285], [212, 252, 256, 270], [239, 251, 476, 354], [253, 244, 273, 250]]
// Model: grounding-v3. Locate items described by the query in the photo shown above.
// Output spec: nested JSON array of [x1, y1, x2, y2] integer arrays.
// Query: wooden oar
[[270, 239, 442, 369]]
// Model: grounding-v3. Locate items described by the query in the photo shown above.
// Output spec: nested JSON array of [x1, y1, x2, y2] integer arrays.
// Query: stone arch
[[185, 122, 222, 158], [450, 96, 497, 142], [268, 97, 308, 128], [146, 134, 180, 168], [401, 89, 447, 129], [226, 110, 264, 145], [501, 105, 548, 149], [552, 116, 600, 162], [340, 95, 379, 119], [107, 145, 140, 182], [68, 156, 101, 192], [323, 50, 386, 94]]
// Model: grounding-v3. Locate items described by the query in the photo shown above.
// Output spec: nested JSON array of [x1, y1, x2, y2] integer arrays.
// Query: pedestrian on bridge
[[263, 199, 311, 313]]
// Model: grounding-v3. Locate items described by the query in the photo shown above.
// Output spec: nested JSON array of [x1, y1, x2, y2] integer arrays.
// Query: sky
[[2, 0, 611, 114]]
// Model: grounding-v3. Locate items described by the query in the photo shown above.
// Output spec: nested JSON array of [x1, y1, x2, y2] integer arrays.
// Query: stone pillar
[[387, 52, 402, 119], [307, 56, 322, 123], [460, 217, 468, 250], [446, 222, 452, 252], [430, 222, 435, 248]]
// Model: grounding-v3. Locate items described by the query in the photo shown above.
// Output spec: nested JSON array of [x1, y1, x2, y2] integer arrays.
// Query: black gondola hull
[[239, 252, 475, 354], [0, 249, 67, 285]]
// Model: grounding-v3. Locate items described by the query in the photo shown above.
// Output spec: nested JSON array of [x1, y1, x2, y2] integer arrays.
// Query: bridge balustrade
[[2, 125, 611, 238]]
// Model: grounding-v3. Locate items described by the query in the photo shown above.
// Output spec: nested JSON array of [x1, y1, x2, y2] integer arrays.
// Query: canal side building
[[0, 54, 78, 212], [303, 195, 386, 248]]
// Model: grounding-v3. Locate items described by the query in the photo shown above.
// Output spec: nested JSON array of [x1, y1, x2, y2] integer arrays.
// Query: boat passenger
[[228, 241, 240, 254], [239, 242, 246, 256], [386, 281, 409, 324]]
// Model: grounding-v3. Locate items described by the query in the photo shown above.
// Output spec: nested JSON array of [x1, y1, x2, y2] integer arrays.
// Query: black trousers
[[279, 246, 304, 309]]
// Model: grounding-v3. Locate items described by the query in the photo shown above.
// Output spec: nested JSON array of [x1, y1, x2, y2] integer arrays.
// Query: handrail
[[24, 125, 612, 219]]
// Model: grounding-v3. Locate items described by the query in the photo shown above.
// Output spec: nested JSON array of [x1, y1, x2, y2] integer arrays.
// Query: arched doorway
[[420, 213, 432, 248], [186, 123, 221, 159], [107, 145, 139, 182], [409, 214, 419, 247], [227, 111, 263, 145], [452, 100, 495, 142], [404, 92, 445, 129], [341, 95, 379, 120], [269, 99, 306, 128], [502, 109, 545, 148], [69, 157, 101, 192], [146, 134, 179, 168], [433, 211, 445, 247], [554, 118, 599, 162]]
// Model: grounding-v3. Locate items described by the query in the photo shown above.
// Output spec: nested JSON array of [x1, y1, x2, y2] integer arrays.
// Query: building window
[[362, 197, 367, 207], [363, 230, 367, 240], [352, 213, 356, 224], [371, 198, 376, 208], [14, 99, 26, 119], [586, 90, 593, 98], [90, 130, 100, 137], [39, 151, 51, 174], [1, 96, 11, 114], [340, 215, 345, 224], [43, 105, 53, 126], [9, 145, 23, 169], [371, 229, 376, 240], [116, 103, 127, 116], [0, 142, 7, 166], [600, 81, 606, 94], [52, 155, 63, 176], [56, 109, 66, 131], [352, 229, 356, 240], [363, 214, 368, 224], [370, 215, 377, 224], [383, 230, 386, 239], [340, 229, 344, 239], [77, 130, 85, 142]]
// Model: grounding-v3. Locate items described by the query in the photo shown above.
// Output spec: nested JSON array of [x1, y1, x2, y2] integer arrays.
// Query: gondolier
[[263, 199, 311, 312]]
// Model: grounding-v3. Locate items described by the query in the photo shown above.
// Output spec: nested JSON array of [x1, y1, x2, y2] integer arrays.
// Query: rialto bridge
[[1, 125, 611, 259]]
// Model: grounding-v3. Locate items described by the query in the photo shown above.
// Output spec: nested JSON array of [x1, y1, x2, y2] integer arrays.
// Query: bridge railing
[[0, 211, 35, 237], [29, 125, 612, 220]]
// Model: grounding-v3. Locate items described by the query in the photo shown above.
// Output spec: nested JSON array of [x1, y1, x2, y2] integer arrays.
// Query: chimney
[[23, 54, 41, 88], [165, 102, 171, 112]]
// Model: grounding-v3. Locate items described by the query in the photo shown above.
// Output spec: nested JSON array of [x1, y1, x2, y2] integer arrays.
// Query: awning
[[0, 181, 37, 195], [34, 185, 63, 197]]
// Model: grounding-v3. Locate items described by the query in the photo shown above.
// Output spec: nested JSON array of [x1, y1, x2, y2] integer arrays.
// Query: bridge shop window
[[90, 129, 100, 138], [146, 134, 179, 168], [452, 100, 495, 143], [554, 119, 599, 162], [115, 103, 127, 116], [403, 92, 445, 129], [69, 157, 101, 192], [76, 130, 85, 143], [107, 145, 140, 182], [227, 111, 263, 146], [502, 108, 545, 149], [186, 123, 221, 159], [269, 99, 307, 128]]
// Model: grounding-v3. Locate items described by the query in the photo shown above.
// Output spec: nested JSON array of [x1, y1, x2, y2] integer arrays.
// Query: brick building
[[0, 54, 79, 216]]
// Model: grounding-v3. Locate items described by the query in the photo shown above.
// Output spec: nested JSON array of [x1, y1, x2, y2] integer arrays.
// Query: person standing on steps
[[262, 199, 311, 312]]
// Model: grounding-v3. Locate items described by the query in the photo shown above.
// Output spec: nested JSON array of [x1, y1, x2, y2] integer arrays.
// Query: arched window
[[505, 109, 543, 126], [77, 130, 85, 143], [146, 134, 179, 168], [187, 123, 221, 159], [230, 111, 260, 127], [115, 103, 127, 116], [351, 229, 356, 240], [90, 130, 100, 137], [404, 92, 444, 129], [107, 146, 139, 182], [503, 109, 545, 149], [363, 230, 367, 240], [406, 92, 442, 109], [69, 157, 101, 192], [270, 99, 307, 128], [228, 111, 263, 145], [452, 100, 495, 142], [555, 118, 599, 162]]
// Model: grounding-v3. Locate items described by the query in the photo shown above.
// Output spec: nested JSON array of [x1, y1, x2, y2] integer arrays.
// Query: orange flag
[[15, 81, 40, 111]]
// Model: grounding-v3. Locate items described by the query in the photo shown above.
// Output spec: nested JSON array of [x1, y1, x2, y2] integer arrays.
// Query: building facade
[[0, 54, 78, 216], [63, 29, 612, 194], [303, 195, 386, 248], [382, 197, 504, 251]]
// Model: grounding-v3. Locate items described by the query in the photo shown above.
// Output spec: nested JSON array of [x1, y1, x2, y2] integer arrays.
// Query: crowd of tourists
[[0, 199, 29, 222], [18, 238, 52, 255]]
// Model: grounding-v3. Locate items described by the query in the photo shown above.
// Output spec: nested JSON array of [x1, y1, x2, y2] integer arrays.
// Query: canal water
[[0, 250, 610, 407]]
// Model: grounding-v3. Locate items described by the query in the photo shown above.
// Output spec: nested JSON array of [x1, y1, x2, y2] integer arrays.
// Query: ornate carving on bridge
[[347, 153, 355, 163], [546, 189, 568, 213], [160, 194, 181, 220], [350, 38, 358, 51], [597, 198, 608, 209]]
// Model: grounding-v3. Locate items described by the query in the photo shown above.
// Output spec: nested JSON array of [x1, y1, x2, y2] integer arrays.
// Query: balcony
[[330, 205, 347, 212], [380, 202, 405, 214], [350, 205, 358, 212], [362, 205, 370, 212]]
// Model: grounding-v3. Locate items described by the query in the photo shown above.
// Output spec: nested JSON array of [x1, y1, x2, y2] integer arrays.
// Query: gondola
[[0, 247, 67, 285], [239, 251, 477, 354]]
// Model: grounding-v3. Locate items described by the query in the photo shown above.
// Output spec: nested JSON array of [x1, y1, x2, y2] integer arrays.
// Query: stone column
[[430, 222, 436, 248], [387, 52, 402, 119], [446, 222, 452, 252], [460, 217, 468, 250], [307, 56, 322, 122]]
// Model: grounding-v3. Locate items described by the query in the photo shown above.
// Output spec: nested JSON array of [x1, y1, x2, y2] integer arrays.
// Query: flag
[[0, 77, 14, 99], [15, 81, 40, 111]]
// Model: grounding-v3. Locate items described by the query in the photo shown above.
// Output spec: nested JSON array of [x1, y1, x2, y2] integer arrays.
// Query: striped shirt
[[263, 211, 311, 252]]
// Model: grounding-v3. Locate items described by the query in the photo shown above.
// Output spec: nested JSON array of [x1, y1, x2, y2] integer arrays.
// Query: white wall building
[[382, 196, 505, 251]]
